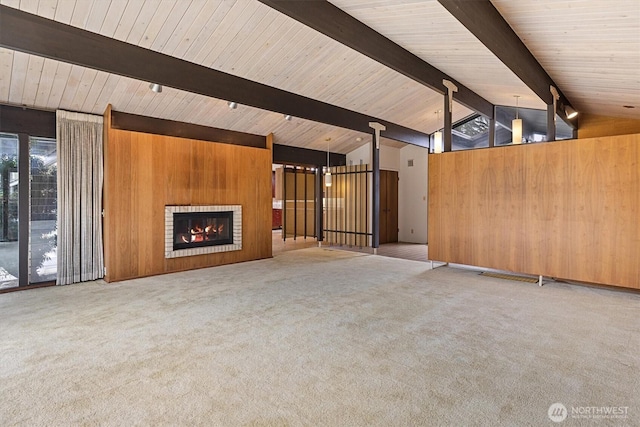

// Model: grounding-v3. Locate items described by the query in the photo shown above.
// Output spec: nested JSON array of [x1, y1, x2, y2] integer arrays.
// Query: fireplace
[[173, 211, 233, 250], [165, 205, 242, 258]]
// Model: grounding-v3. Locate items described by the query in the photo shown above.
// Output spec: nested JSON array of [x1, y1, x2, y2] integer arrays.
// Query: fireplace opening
[[173, 211, 233, 251]]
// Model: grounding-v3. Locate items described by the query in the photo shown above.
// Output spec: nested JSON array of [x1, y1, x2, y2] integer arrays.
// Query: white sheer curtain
[[56, 110, 104, 285]]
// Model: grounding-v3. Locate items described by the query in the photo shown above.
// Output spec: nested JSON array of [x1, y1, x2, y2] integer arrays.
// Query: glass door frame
[[17, 133, 31, 287], [0, 105, 57, 291], [0, 133, 57, 290]]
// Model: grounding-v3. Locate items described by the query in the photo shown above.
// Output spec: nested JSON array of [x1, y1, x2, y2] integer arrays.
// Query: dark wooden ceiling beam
[[0, 5, 429, 147], [258, 0, 494, 119], [273, 144, 345, 167], [437, 0, 578, 129], [0, 104, 55, 138]]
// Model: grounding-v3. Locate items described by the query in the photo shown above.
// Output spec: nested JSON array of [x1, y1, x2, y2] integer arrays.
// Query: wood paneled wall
[[428, 134, 640, 289], [578, 113, 640, 139], [103, 107, 272, 282]]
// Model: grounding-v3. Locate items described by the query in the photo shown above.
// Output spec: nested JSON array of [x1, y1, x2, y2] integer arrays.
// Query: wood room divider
[[428, 133, 639, 289]]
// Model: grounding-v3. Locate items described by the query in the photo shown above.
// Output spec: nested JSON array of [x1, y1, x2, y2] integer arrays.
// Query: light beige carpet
[[1, 248, 638, 426]]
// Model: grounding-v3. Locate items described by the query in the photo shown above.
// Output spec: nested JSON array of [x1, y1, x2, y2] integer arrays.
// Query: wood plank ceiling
[[491, 0, 640, 120], [1, 0, 638, 153]]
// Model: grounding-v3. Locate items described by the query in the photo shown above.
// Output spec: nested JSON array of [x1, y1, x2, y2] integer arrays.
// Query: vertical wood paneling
[[578, 114, 640, 139], [103, 107, 272, 282], [524, 142, 570, 278], [427, 153, 442, 258], [446, 150, 474, 264], [567, 138, 640, 286], [566, 139, 609, 282], [134, 132, 155, 276], [428, 134, 640, 289], [500, 147, 527, 271], [469, 147, 525, 272]]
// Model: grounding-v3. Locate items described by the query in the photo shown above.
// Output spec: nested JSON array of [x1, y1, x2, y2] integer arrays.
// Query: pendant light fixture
[[433, 110, 443, 154], [512, 95, 522, 144], [325, 138, 332, 187]]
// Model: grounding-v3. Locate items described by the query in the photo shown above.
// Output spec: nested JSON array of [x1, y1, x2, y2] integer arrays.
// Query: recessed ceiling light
[[356, 137, 362, 142]]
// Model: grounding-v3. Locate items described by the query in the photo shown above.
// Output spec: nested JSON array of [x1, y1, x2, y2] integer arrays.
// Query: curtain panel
[[56, 110, 104, 285]]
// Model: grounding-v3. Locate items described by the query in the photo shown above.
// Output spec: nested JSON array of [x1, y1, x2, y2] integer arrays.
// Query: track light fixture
[[565, 105, 578, 119], [228, 101, 237, 109], [284, 114, 292, 121], [149, 83, 162, 93]]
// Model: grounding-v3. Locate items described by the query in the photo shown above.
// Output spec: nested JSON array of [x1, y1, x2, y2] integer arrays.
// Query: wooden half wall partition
[[428, 133, 640, 289], [103, 106, 272, 282], [577, 113, 640, 139]]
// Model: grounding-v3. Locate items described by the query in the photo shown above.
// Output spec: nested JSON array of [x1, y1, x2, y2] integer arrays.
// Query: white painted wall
[[380, 145, 400, 171], [346, 143, 422, 243], [346, 142, 370, 166], [399, 145, 429, 244], [346, 142, 400, 171]]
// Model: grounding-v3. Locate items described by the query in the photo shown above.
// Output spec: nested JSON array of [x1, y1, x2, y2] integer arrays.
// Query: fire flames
[[180, 223, 225, 244]]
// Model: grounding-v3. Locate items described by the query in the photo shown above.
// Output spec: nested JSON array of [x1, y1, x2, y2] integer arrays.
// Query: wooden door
[[379, 170, 398, 244]]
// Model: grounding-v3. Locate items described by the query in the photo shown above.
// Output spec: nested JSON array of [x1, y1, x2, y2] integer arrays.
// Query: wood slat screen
[[428, 134, 640, 289], [324, 164, 371, 248], [282, 166, 316, 239]]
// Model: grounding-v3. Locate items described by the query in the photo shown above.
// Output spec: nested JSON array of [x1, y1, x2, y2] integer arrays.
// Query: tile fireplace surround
[[165, 205, 242, 259]]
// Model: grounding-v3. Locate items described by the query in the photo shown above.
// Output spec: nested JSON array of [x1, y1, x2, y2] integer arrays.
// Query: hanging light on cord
[[325, 138, 332, 187], [512, 95, 522, 144], [433, 110, 443, 154]]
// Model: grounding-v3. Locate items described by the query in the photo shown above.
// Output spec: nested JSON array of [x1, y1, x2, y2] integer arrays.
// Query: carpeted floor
[[1, 248, 638, 426]]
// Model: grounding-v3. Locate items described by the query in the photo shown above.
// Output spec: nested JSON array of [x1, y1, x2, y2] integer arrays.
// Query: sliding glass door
[[30, 137, 57, 283], [0, 134, 19, 289], [0, 133, 57, 289]]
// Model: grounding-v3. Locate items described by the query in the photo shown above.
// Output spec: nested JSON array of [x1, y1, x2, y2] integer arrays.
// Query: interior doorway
[[272, 164, 318, 255]]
